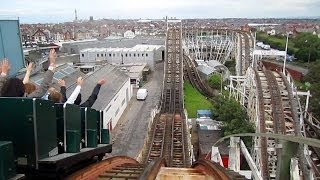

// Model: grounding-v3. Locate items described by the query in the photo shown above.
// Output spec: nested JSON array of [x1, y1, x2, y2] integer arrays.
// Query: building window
[[114, 95, 118, 102], [101, 54, 104, 57], [134, 53, 136, 57], [129, 54, 131, 57], [105, 54, 107, 57], [125, 53, 128, 57], [97, 54, 99, 57], [142, 53, 144, 57], [106, 105, 111, 112], [146, 53, 148, 57], [121, 99, 125, 106], [109, 54, 112, 57], [113, 53, 115, 57], [82, 53, 84, 57], [138, 54, 140, 57], [115, 108, 120, 116]]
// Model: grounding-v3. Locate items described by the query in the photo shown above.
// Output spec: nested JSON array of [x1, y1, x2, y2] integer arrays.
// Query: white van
[[137, 89, 148, 100]]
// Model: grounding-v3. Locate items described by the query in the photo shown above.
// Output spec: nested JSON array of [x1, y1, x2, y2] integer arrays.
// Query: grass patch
[[184, 81, 213, 118]]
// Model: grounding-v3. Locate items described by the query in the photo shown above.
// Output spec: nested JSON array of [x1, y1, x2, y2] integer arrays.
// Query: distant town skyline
[[0, 0, 319, 23]]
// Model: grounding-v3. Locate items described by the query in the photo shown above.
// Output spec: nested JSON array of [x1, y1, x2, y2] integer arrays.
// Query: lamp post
[[305, 40, 311, 64]]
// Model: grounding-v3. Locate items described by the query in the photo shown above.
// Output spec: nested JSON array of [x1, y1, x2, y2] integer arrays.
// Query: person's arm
[[60, 86, 67, 103], [23, 62, 33, 84], [28, 49, 56, 98], [80, 79, 105, 107], [66, 85, 81, 104], [58, 79, 67, 102], [66, 77, 83, 104], [28, 69, 54, 98], [74, 93, 82, 105]]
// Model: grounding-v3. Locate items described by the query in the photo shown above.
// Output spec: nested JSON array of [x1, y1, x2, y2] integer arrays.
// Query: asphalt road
[[110, 62, 164, 158]]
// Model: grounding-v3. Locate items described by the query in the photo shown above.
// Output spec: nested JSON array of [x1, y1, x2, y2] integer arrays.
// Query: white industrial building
[[80, 44, 165, 70]]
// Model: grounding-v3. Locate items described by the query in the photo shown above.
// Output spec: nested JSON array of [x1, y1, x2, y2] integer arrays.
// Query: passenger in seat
[[23, 62, 38, 96], [0, 49, 56, 98]]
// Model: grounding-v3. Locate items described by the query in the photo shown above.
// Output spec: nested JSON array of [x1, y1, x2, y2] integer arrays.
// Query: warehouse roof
[[30, 63, 85, 90], [66, 64, 129, 110], [197, 64, 216, 76], [80, 44, 163, 53]]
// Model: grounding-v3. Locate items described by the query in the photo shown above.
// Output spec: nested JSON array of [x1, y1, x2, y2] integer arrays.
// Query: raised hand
[[58, 79, 65, 87], [26, 62, 33, 73], [49, 49, 56, 65], [77, 77, 84, 86], [98, 79, 106, 85], [1, 58, 11, 75]]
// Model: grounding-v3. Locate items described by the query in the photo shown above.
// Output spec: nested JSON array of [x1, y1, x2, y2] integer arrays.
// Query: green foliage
[[293, 33, 320, 62], [302, 61, 320, 119], [212, 96, 255, 146], [257, 31, 320, 63], [225, 60, 236, 75], [309, 83, 320, 119], [184, 81, 213, 118], [303, 61, 320, 84], [208, 74, 222, 90]]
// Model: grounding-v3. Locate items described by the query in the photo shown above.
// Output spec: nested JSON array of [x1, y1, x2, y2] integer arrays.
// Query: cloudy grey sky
[[0, 0, 319, 23]]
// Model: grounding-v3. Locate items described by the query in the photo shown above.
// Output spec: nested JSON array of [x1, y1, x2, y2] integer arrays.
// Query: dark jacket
[[60, 86, 67, 103], [75, 84, 101, 108]]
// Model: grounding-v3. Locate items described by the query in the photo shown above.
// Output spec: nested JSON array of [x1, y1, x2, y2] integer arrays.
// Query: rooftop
[[66, 64, 129, 110], [80, 44, 163, 53], [30, 63, 85, 90]]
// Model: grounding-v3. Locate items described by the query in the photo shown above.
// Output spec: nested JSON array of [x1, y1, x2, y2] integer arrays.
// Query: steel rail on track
[[139, 158, 167, 180], [214, 133, 320, 148], [192, 159, 247, 180], [146, 28, 188, 167]]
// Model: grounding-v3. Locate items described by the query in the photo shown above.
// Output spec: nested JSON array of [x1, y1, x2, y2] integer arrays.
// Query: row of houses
[[21, 28, 94, 43], [260, 26, 320, 38], [20, 21, 166, 44]]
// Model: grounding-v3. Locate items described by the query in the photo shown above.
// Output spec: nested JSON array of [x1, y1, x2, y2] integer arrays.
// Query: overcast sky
[[0, 0, 319, 23]]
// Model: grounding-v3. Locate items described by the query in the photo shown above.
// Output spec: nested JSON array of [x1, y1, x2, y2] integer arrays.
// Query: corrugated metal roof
[[30, 63, 85, 89], [66, 64, 129, 110], [80, 44, 162, 54], [197, 65, 215, 76]]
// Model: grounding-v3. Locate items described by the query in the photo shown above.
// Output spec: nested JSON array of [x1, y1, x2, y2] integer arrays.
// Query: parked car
[[137, 89, 148, 100]]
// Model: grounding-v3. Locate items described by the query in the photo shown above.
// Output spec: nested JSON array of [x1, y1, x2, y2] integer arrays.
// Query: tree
[[212, 96, 255, 146], [293, 33, 320, 62], [303, 61, 320, 84], [303, 61, 320, 119], [209, 74, 221, 90], [309, 83, 320, 119]]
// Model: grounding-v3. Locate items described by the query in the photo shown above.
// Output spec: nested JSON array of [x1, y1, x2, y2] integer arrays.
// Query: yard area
[[184, 81, 213, 118], [257, 32, 298, 54]]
